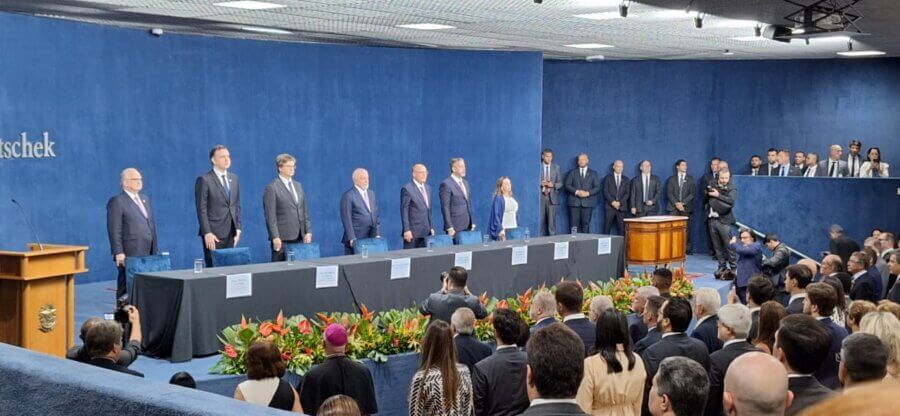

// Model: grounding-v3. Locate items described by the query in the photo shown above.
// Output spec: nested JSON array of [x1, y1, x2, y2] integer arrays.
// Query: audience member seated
[[68, 305, 142, 367], [317, 395, 362, 416], [691, 287, 724, 354], [408, 320, 473, 416], [774, 314, 833, 416], [82, 319, 144, 378], [752, 301, 787, 354], [829, 225, 860, 267], [706, 304, 759, 416], [472, 309, 529, 416], [629, 286, 660, 344], [647, 357, 709, 416], [557, 281, 594, 354], [848, 251, 878, 302], [859, 146, 890, 178], [588, 295, 614, 322], [234, 341, 302, 412], [730, 229, 762, 303], [576, 309, 646, 415], [724, 352, 792, 416], [651, 268, 673, 298], [859, 311, 900, 382], [634, 296, 666, 354], [529, 290, 558, 333], [451, 307, 492, 373], [299, 324, 378, 415], [821, 276, 848, 327], [762, 234, 791, 304], [783, 265, 812, 314], [838, 333, 890, 390], [420, 266, 487, 324], [521, 323, 588, 416], [846, 300, 877, 333], [169, 371, 196, 389]]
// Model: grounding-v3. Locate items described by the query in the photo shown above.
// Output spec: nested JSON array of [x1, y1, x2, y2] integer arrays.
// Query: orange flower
[[224, 344, 237, 359], [240, 316, 248, 330], [259, 322, 274, 337], [297, 319, 313, 335]]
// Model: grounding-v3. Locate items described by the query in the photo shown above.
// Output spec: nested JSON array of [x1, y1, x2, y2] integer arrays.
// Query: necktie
[[829, 161, 836, 177], [643, 175, 649, 202], [361, 190, 371, 211], [133, 196, 148, 218], [221, 174, 231, 198], [288, 181, 299, 204], [419, 184, 429, 207]]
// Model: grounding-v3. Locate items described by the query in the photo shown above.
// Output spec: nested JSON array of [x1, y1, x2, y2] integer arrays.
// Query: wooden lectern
[[624, 216, 688, 267], [0, 244, 88, 357]]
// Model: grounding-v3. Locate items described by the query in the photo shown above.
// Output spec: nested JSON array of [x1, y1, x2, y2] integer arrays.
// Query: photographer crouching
[[67, 303, 142, 369], [707, 168, 737, 276]]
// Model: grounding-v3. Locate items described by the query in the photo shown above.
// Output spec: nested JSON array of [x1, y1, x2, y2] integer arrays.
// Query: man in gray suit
[[195, 145, 242, 267], [263, 153, 312, 262], [630, 160, 662, 217], [819, 145, 850, 178], [539, 148, 562, 236], [107, 168, 158, 298]]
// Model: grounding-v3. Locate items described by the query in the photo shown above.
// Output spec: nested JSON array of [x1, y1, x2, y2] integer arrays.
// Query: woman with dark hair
[[234, 341, 303, 413], [860, 147, 890, 177], [752, 301, 787, 354], [576, 309, 646, 415], [730, 228, 763, 304], [317, 395, 362, 416], [822, 275, 848, 326], [408, 320, 473, 416]]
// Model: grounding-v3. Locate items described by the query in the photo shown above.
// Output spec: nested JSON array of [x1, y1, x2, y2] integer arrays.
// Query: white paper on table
[[511, 246, 528, 265], [225, 273, 252, 299], [391, 258, 411, 280], [597, 237, 612, 255], [554, 242, 569, 260], [455, 251, 473, 270], [315, 265, 339, 288]]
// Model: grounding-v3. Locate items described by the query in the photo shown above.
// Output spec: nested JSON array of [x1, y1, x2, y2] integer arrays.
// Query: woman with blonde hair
[[488, 176, 518, 241], [859, 311, 900, 381]]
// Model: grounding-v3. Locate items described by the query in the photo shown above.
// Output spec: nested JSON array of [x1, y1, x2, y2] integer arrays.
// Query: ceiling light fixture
[[241, 26, 292, 35], [214, 1, 285, 10], [395, 23, 456, 30], [564, 43, 615, 49]]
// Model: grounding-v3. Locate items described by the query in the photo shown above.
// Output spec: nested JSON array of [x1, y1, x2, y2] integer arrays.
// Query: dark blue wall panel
[[0, 13, 543, 283]]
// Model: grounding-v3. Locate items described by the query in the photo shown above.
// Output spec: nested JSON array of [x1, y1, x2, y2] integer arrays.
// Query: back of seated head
[[775, 314, 831, 374], [833, 272, 852, 293], [84, 320, 123, 359], [786, 264, 812, 289], [806, 283, 838, 317], [448, 266, 468, 288], [653, 357, 710, 416], [747, 275, 775, 305], [169, 371, 197, 389], [451, 307, 476, 335], [246, 340, 285, 380], [847, 300, 877, 325], [555, 281, 584, 314], [492, 308, 523, 345], [318, 394, 362, 416], [661, 298, 692, 333], [526, 323, 584, 399], [841, 333, 890, 383], [645, 296, 666, 321], [652, 268, 673, 291], [764, 234, 780, 244]]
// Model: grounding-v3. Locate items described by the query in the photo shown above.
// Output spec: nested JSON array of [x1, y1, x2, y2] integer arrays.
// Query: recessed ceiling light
[[396, 23, 456, 30], [241, 26, 292, 35], [837, 50, 886, 57], [574, 11, 629, 20], [214, 1, 285, 10], [731, 36, 768, 41], [564, 43, 615, 49]]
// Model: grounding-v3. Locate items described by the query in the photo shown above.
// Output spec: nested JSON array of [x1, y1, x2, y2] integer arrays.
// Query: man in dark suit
[[666, 160, 695, 253], [634, 295, 666, 354], [803, 283, 847, 390], [828, 224, 860, 267], [83, 320, 144, 378], [647, 357, 710, 416], [299, 324, 377, 415], [784, 265, 812, 314], [451, 307, 492, 372], [340, 168, 381, 254], [819, 145, 849, 178], [629, 286, 660, 344], [745, 275, 776, 342], [564, 153, 602, 233], [439, 157, 475, 239], [705, 304, 759, 416], [707, 169, 737, 272], [529, 290, 558, 333], [107, 168, 158, 298], [556, 281, 593, 354], [848, 251, 878, 302], [630, 160, 661, 218], [762, 234, 791, 304], [521, 324, 588, 416], [263, 154, 312, 262], [701, 157, 721, 256], [473, 309, 529, 416], [195, 145, 242, 267], [539, 149, 563, 236], [764, 148, 780, 176], [601, 160, 630, 236], [691, 288, 724, 354], [401, 164, 435, 249], [420, 266, 487, 324], [747, 155, 763, 176], [776, 149, 802, 177], [774, 314, 834, 415]]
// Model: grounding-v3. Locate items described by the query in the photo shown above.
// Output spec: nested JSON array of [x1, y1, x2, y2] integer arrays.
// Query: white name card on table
[[554, 242, 569, 260], [391, 258, 411, 280], [315, 265, 339, 289], [511, 246, 528, 265], [597, 237, 612, 255], [225, 273, 252, 299], [455, 251, 473, 270]]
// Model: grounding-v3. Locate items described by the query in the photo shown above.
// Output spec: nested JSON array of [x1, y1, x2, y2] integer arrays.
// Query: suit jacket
[[849, 272, 878, 302], [195, 170, 241, 238], [519, 402, 589, 416], [564, 317, 596, 355], [665, 174, 695, 213], [541, 163, 563, 205], [439, 176, 475, 232], [472, 347, 529, 416], [786, 375, 833, 416], [602, 173, 631, 213], [707, 184, 736, 225], [818, 159, 849, 178], [830, 235, 860, 267], [565, 167, 602, 208], [340, 187, 380, 245], [691, 315, 724, 354], [814, 317, 848, 390], [455, 334, 493, 373], [633, 328, 661, 354], [263, 178, 311, 242], [786, 296, 805, 314], [531, 317, 558, 333], [641, 333, 709, 416], [706, 341, 760, 416], [87, 357, 145, 377], [762, 243, 791, 288], [629, 174, 662, 216], [420, 289, 487, 324], [628, 313, 647, 345], [106, 191, 158, 257], [401, 182, 434, 239]]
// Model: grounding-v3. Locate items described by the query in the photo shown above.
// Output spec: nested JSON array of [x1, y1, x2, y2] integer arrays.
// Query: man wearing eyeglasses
[[107, 168, 158, 298]]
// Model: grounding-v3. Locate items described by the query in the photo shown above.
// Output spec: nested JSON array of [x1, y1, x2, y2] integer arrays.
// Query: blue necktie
[[222, 174, 231, 198]]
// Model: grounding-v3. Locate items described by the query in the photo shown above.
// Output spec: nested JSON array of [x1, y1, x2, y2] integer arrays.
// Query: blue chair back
[[455, 230, 482, 245], [211, 247, 252, 267], [284, 242, 320, 260], [124, 255, 172, 295], [353, 238, 388, 254], [426, 235, 453, 248], [505, 227, 526, 240]]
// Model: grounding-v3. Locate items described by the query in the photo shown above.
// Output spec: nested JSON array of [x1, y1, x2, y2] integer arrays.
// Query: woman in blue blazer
[[730, 228, 763, 304], [488, 176, 519, 241]]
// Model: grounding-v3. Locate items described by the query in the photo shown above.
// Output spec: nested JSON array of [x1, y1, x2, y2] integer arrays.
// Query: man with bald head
[[601, 160, 630, 235], [818, 145, 849, 178], [401, 164, 434, 249], [341, 168, 381, 254], [107, 167, 158, 298], [724, 352, 793, 416]]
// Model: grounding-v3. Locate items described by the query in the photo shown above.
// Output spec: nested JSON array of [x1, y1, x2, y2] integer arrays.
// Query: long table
[[133, 234, 625, 362]]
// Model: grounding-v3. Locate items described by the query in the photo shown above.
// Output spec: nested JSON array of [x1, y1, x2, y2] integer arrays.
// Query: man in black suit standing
[[828, 225, 860, 267], [539, 149, 563, 236], [556, 281, 594, 354], [774, 314, 833, 416], [601, 160, 630, 236], [784, 265, 812, 314], [401, 164, 435, 249], [473, 309, 529, 416], [848, 251, 878, 302], [634, 296, 666, 354], [451, 307, 492, 372], [665, 160, 695, 252], [263, 154, 312, 262], [195, 145, 242, 267], [764, 148, 780, 176], [707, 169, 737, 273], [705, 304, 759, 416], [691, 288, 724, 354], [420, 266, 487, 323], [520, 324, 588, 416], [565, 153, 602, 233], [647, 357, 710, 416], [630, 160, 661, 218], [107, 167, 158, 298]]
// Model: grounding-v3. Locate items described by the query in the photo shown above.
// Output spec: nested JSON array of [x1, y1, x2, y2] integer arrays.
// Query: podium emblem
[[39, 304, 57, 333]]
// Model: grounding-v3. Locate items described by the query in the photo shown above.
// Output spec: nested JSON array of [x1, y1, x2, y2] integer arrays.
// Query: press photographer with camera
[[66, 303, 142, 368], [707, 168, 737, 275]]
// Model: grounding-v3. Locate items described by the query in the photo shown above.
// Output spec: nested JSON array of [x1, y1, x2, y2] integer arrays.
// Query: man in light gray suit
[[819, 145, 850, 178], [263, 153, 312, 262], [539, 148, 562, 236], [195, 145, 242, 267]]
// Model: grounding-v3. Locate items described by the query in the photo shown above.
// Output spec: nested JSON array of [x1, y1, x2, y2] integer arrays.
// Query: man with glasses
[[107, 168, 158, 298]]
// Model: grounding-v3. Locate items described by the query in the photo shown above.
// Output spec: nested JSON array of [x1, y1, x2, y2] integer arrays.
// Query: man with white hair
[[706, 303, 759, 416], [529, 290, 558, 333], [588, 295, 614, 322], [107, 167, 158, 298], [629, 286, 661, 343], [451, 307, 491, 372], [724, 352, 793, 416], [340, 168, 381, 254], [691, 287, 724, 353]]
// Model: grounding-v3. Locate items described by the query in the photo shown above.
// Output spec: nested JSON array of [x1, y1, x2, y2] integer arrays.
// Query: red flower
[[297, 319, 313, 335], [259, 322, 274, 337], [224, 344, 237, 359]]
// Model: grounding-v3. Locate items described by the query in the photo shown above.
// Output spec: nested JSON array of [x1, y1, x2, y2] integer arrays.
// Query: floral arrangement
[[212, 268, 691, 375]]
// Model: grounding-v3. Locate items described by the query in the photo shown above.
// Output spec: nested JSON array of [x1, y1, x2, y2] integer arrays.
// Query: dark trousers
[[568, 206, 593, 233], [202, 227, 236, 267], [404, 237, 427, 249], [271, 239, 301, 262], [668, 209, 692, 252], [708, 217, 734, 268], [539, 194, 557, 236], [116, 265, 127, 299], [603, 206, 626, 236]]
